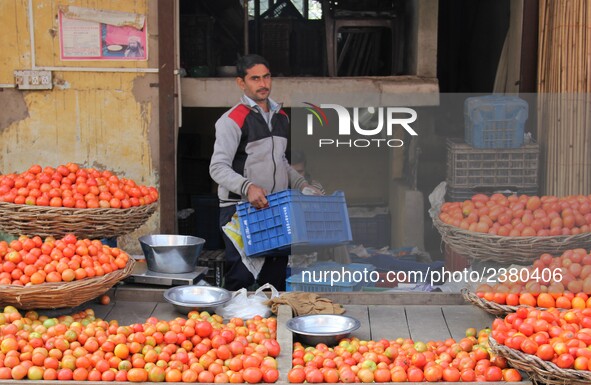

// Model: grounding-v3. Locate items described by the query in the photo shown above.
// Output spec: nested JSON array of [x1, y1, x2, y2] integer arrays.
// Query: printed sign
[[58, 7, 147, 61]]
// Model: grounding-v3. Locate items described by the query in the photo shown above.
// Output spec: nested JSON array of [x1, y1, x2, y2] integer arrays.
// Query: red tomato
[[262, 368, 279, 383], [555, 353, 575, 369], [286, 367, 305, 383], [318, 367, 337, 383], [460, 368, 476, 382], [438, 366, 458, 381], [536, 344, 554, 360], [423, 364, 443, 382], [243, 367, 264, 384], [262, 339, 281, 357], [195, 321, 213, 337], [503, 368, 522, 381], [407, 367, 425, 382], [485, 366, 503, 382], [390, 367, 407, 382], [520, 338, 539, 355]]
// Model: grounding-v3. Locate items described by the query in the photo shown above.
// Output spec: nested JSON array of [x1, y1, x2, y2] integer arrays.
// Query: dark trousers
[[219, 205, 287, 291]]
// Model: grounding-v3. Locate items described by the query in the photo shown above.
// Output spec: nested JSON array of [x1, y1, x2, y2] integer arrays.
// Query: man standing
[[210, 54, 311, 290]]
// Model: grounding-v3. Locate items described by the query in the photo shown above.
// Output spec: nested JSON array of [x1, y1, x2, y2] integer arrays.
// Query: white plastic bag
[[222, 213, 265, 279], [215, 283, 279, 319], [428, 181, 447, 219]]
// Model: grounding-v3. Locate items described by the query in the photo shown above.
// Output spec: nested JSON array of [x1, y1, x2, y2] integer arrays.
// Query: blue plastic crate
[[286, 274, 357, 292], [464, 95, 528, 148], [348, 207, 390, 247], [286, 262, 375, 291], [237, 190, 352, 257], [351, 253, 443, 273], [286, 262, 376, 292]]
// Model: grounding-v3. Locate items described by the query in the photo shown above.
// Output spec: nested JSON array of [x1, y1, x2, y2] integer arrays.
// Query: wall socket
[[14, 70, 53, 90]]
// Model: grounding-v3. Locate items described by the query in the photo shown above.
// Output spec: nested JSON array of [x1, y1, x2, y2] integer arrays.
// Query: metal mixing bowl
[[286, 314, 361, 346], [139, 234, 205, 274], [164, 285, 231, 314]]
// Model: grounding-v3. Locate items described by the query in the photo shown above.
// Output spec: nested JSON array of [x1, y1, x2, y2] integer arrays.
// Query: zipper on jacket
[[271, 135, 277, 193], [268, 113, 277, 193], [253, 105, 278, 193]]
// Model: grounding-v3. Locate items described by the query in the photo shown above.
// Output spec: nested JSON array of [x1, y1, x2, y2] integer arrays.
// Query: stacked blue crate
[[464, 95, 528, 149]]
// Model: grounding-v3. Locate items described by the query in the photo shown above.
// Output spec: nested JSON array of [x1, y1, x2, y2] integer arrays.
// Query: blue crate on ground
[[464, 95, 528, 149], [237, 190, 352, 257], [350, 218, 390, 247], [286, 262, 376, 292], [305, 261, 375, 272], [351, 254, 445, 284], [351, 253, 443, 273], [286, 274, 357, 292]]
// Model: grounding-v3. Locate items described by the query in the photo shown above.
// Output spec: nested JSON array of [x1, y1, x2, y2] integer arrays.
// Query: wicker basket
[[489, 336, 591, 385], [461, 288, 519, 317], [0, 258, 135, 310], [432, 214, 591, 264], [0, 201, 157, 239]]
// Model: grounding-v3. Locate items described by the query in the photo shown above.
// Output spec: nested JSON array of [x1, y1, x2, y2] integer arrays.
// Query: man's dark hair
[[236, 54, 270, 78]]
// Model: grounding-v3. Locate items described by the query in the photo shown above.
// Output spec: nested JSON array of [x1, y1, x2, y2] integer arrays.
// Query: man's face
[[236, 64, 272, 103]]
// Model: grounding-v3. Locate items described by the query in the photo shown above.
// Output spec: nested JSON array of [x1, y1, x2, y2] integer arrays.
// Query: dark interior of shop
[[176, 0, 514, 265]]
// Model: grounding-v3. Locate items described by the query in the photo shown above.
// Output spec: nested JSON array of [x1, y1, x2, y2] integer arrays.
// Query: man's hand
[[247, 184, 268, 209]]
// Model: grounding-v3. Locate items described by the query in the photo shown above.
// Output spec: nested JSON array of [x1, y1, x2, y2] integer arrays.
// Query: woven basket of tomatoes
[[433, 193, 591, 264], [0, 164, 158, 239], [488, 307, 591, 385], [462, 248, 591, 316], [461, 289, 520, 317], [489, 337, 591, 385], [0, 235, 135, 309]]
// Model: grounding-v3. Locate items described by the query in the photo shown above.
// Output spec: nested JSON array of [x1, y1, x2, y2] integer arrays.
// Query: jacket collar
[[241, 95, 282, 113]]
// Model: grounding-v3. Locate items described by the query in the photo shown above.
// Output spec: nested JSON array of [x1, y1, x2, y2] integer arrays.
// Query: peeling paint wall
[[0, 0, 160, 252], [0, 89, 30, 131]]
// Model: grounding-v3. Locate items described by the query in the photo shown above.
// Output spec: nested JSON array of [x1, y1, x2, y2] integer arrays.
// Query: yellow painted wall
[[0, 0, 161, 252]]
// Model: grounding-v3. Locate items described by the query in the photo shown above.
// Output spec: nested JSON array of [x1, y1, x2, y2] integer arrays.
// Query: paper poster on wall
[[58, 6, 147, 61]]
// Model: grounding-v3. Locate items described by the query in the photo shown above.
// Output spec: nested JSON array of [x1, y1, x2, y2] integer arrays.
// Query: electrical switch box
[[14, 70, 53, 90]]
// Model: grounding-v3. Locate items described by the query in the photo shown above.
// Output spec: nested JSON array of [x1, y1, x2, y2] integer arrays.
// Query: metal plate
[[286, 314, 361, 346], [163, 285, 231, 313]]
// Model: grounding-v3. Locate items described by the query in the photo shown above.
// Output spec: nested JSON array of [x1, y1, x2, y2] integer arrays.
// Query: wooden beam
[[519, 0, 539, 94], [276, 305, 293, 383], [158, 0, 177, 234], [112, 287, 467, 305]]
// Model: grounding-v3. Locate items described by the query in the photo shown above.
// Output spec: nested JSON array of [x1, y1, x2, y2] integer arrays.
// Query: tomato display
[[492, 306, 591, 371], [439, 193, 591, 236], [0, 235, 130, 286], [287, 328, 521, 383], [0, 163, 158, 209], [476, 248, 591, 308], [0, 307, 279, 382]]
